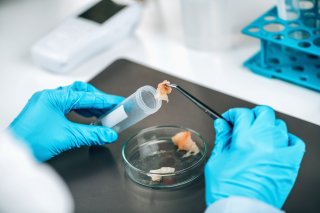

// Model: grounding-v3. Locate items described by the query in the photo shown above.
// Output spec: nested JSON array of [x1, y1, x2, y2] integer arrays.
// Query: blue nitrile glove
[[205, 106, 305, 209], [9, 81, 124, 162]]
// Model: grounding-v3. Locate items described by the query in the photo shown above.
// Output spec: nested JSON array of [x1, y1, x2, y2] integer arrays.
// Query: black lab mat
[[49, 59, 320, 213]]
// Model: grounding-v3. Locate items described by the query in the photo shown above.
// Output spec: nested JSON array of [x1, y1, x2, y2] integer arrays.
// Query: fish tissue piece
[[171, 131, 199, 156], [147, 167, 175, 182], [155, 80, 172, 102]]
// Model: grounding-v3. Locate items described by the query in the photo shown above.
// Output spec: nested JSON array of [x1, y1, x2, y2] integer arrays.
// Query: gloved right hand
[[205, 106, 305, 209]]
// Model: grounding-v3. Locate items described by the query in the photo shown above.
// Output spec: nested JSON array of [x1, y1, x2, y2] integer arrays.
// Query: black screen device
[[79, 0, 126, 24]]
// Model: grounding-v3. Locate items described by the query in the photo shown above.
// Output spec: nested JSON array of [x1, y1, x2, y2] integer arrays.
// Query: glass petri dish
[[122, 126, 208, 188]]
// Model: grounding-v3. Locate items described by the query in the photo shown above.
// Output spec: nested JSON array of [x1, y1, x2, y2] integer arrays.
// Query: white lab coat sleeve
[[0, 131, 74, 213], [205, 196, 284, 213]]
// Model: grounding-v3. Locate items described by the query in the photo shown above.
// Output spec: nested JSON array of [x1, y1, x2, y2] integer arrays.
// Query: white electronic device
[[31, 0, 143, 73]]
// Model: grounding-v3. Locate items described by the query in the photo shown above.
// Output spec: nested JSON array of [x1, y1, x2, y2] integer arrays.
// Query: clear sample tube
[[180, 0, 233, 51], [95, 85, 162, 133], [277, 0, 300, 20]]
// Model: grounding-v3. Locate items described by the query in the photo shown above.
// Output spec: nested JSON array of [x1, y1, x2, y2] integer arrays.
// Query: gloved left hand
[[9, 81, 124, 162]]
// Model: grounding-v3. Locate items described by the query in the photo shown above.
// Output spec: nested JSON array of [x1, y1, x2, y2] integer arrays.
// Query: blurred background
[[0, 0, 319, 129]]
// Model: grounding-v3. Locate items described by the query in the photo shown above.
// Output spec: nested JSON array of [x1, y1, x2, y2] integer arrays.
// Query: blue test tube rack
[[242, 6, 320, 92]]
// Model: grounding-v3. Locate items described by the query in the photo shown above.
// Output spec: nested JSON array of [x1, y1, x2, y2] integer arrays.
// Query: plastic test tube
[[277, 0, 300, 20], [95, 85, 162, 133], [181, 0, 233, 51]]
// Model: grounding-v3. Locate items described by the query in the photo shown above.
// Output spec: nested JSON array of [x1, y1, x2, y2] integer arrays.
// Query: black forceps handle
[[168, 84, 232, 126]]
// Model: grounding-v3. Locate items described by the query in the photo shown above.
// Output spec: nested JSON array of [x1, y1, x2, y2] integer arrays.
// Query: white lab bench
[[0, 0, 319, 130]]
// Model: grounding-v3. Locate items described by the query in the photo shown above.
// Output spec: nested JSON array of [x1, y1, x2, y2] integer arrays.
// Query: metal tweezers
[[167, 83, 232, 126]]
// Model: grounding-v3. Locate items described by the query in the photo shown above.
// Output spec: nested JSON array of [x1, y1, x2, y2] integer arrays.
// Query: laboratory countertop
[[0, 0, 319, 130]]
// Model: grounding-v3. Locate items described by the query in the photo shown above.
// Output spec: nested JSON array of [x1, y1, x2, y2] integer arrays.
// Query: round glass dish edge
[[121, 125, 208, 176]]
